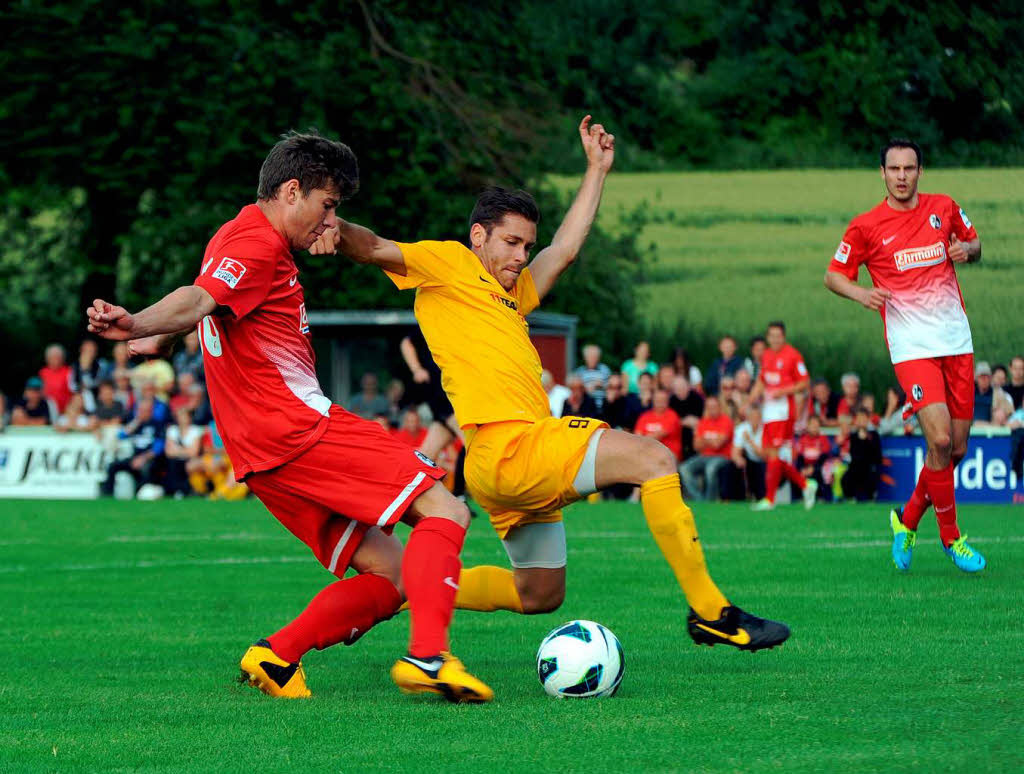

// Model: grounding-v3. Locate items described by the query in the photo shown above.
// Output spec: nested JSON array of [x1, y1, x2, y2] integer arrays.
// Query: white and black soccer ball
[[536, 620, 624, 698]]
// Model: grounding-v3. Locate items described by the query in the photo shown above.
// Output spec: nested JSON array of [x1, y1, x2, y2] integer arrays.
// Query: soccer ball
[[536, 620, 624, 698]]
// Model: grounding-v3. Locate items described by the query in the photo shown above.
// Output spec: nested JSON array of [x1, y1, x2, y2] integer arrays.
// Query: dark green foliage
[[1, 0, 1020, 392]]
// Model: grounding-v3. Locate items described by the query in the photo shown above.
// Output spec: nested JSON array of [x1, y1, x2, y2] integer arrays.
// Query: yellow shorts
[[464, 416, 608, 538]]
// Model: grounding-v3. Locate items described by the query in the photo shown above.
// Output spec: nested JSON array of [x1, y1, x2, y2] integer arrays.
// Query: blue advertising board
[[878, 434, 1022, 504]]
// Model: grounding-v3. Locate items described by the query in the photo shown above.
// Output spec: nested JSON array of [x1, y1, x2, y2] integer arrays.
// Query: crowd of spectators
[[541, 338, 1024, 504], [1, 334, 243, 501], [5, 333, 1023, 504]]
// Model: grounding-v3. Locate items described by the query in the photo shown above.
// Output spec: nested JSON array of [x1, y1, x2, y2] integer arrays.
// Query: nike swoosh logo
[[259, 659, 299, 687], [444, 576, 459, 590], [403, 656, 443, 675], [695, 623, 751, 645], [882, 235, 896, 245], [479, 275, 493, 284], [289, 275, 298, 286]]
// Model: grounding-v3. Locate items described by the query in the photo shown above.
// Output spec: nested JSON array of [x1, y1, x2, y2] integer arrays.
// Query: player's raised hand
[[86, 299, 135, 340], [579, 115, 615, 173], [859, 287, 892, 311], [948, 234, 969, 263], [310, 226, 341, 256]]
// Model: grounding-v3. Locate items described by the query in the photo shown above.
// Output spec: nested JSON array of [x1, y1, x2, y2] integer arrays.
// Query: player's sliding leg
[[592, 429, 790, 651], [240, 528, 405, 698], [391, 482, 493, 703]]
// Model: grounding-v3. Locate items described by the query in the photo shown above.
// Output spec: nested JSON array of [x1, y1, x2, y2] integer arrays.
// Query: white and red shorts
[[246, 406, 444, 578], [893, 353, 975, 421], [762, 419, 796, 449]]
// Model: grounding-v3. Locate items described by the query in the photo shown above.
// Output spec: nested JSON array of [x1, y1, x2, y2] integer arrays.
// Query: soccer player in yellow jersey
[[313, 117, 790, 651]]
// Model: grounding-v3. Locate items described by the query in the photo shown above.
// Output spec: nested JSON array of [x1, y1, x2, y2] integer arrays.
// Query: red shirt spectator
[[392, 408, 427, 448], [635, 389, 683, 461], [795, 430, 832, 465], [694, 396, 733, 458], [39, 343, 72, 414]]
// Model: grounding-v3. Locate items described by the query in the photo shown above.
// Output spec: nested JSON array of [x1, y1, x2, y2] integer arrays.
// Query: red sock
[[779, 460, 807, 490], [902, 467, 932, 531], [927, 463, 960, 546], [403, 517, 466, 658], [765, 458, 782, 503], [268, 573, 402, 663]]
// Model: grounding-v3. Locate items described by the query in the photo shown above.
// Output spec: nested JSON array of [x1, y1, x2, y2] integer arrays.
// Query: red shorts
[[246, 406, 444, 578], [893, 353, 975, 421], [763, 419, 795, 449]]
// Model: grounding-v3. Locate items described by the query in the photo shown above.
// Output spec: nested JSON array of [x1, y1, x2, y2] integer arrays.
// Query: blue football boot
[[889, 507, 916, 572], [943, 535, 986, 573]]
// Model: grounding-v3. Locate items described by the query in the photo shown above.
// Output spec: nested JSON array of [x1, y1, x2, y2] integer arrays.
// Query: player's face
[[474, 214, 537, 291], [284, 183, 339, 250], [881, 148, 921, 204], [766, 326, 785, 351]]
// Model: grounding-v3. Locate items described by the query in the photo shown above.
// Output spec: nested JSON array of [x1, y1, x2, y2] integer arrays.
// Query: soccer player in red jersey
[[824, 139, 985, 573], [748, 321, 818, 511], [86, 132, 494, 702]]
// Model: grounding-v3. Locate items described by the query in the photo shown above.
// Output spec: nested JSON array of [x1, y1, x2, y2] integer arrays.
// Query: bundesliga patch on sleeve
[[959, 207, 972, 229], [211, 258, 247, 289], [834, 241, 851, 264]]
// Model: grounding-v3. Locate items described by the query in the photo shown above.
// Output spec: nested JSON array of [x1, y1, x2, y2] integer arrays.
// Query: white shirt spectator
[[732, 420, 764, 463], [166, 423, 204, 450]]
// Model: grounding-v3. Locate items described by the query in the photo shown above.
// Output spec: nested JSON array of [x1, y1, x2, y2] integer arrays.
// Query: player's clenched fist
[[947, 235, 969, 264], [86, 299, 135, 340], [859, 287, 892, 311], [310, 226, 341, 256]]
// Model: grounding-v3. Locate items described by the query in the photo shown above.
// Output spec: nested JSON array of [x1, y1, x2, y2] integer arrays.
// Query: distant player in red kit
[[825, 138, 985, 573], [749, 321, 819, 511], [87, 132, 494, 702]]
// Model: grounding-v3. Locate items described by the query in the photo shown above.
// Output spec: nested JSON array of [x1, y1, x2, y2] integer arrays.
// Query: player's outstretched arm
[[824, 270, 891, 311], [528, 115, 615, 301], [310, 220, 407, 275], [86, 285, 217, 342]]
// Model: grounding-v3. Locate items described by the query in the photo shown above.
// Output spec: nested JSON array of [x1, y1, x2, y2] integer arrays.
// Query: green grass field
[[2, 497, 1022, 772], [555, 168, 1024, 389]]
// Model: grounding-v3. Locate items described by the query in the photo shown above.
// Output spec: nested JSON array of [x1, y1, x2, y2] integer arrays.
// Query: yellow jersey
[[386, 240, 551, 426]]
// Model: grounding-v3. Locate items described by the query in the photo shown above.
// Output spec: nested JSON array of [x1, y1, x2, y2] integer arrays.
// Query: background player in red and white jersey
[[86, 132, 494, 703], [824, 138, 985, 573], [749, 321, 818, 511]]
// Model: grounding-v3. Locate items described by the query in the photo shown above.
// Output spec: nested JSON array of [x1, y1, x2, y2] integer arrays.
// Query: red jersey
[[759, 344, 808, 424], [794, 434, 832, 464], [634, 407, 682, 461], [193, 205, 330, 479], [39, 365, 72, 413], [829, 193, 977, 364], [694, 414, 733, 458], [392, 427, 427, 448]]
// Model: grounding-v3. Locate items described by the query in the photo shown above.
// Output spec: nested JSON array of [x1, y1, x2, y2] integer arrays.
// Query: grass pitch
[[556, 167, 1024, 390], [2, 497, 1022, 772]]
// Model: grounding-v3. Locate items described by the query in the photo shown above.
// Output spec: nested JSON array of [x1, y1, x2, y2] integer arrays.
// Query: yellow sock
[[398, 565, 524, 613], [640, 473, 729, 620]]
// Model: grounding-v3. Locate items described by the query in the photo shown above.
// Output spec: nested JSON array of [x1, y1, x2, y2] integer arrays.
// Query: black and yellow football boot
[[390, 652, 493, 703], [239, 639, 311, 699], [687, 606, 790, 652]]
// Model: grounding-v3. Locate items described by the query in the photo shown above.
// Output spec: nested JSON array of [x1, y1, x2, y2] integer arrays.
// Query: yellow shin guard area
[[640, 473, 728, 620], [454, 565, 524, 613]]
